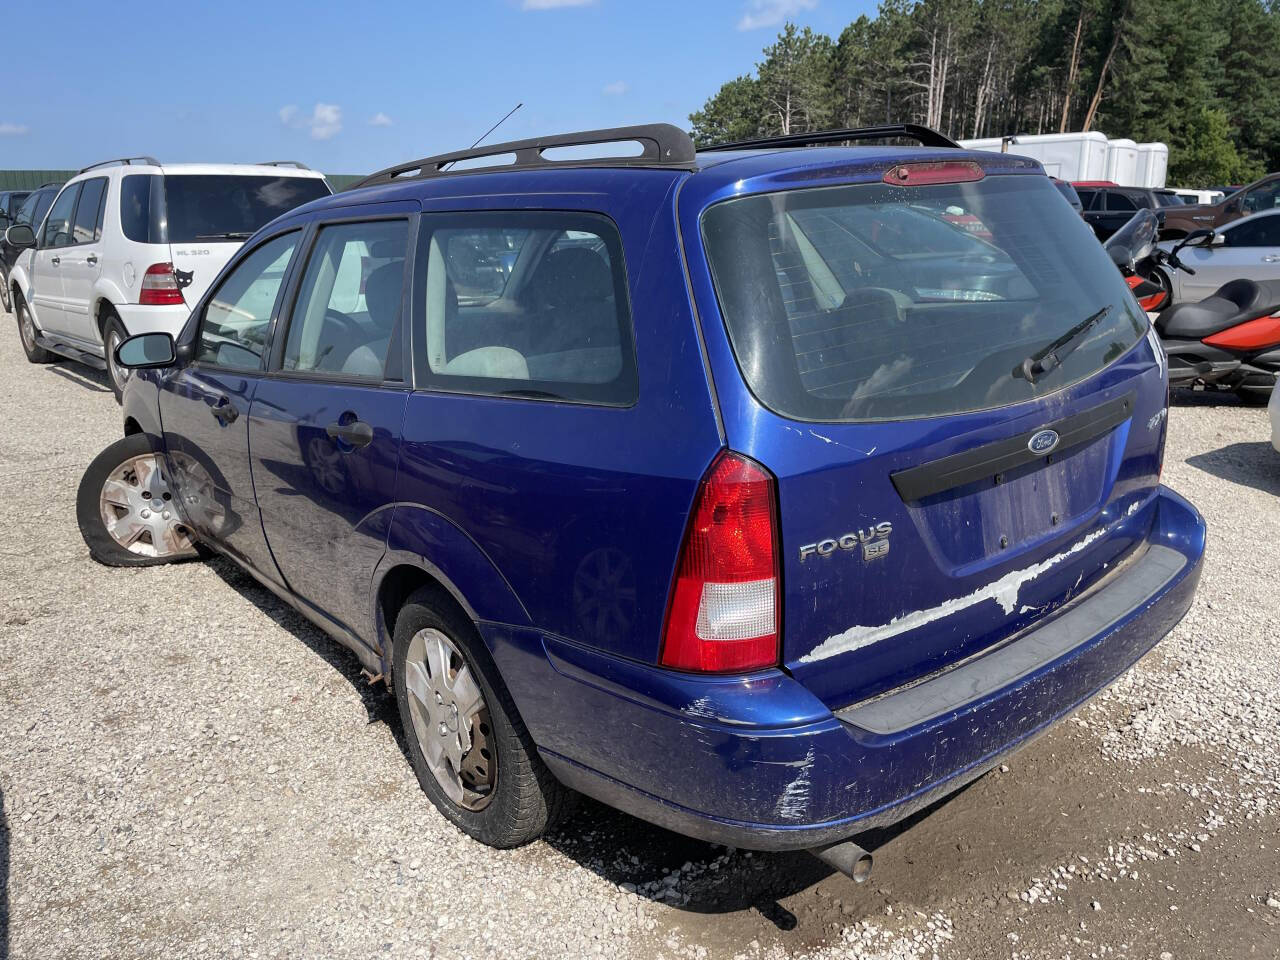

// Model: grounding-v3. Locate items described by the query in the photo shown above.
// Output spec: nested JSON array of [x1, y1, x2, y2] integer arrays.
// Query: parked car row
[[62, 122, 1207, 882], [4, 157, 330, 399]]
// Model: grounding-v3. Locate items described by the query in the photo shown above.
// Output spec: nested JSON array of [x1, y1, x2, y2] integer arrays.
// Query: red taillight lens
[[660, 452, 780, 673], [882, 160, 985, 186], [139, 262, 185, 306]]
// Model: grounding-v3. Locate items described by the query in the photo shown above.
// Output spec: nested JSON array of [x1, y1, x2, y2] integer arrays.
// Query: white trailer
[[958, 131, 1167, 188]]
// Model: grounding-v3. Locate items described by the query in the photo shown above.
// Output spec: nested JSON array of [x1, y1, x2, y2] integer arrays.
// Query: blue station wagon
[[76, 123, 1205, 879]]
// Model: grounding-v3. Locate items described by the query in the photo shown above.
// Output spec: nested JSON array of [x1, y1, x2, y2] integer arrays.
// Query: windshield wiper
[[1017, 304, 1112, 383], [194, 231, 252, 241]]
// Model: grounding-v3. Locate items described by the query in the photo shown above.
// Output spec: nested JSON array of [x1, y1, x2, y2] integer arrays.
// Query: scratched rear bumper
[[483, 486, 1204, 851]]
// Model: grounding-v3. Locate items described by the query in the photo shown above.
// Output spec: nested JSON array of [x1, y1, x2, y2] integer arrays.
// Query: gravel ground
[[1, 304, 1277, 960]]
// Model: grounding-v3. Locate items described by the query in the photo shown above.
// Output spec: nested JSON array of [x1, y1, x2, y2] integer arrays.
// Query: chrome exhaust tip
[[811, 840, 873, 883]]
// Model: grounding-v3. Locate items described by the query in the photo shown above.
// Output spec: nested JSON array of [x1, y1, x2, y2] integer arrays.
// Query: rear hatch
[[698, 160, 1166, 709], [124, 171, 331, 305]]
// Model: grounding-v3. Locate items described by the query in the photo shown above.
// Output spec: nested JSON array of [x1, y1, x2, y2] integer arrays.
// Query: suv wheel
[[0, 274, 12, 313], [76, 434, 200, 567], [102, 313, 129, 402], [391, 587, 573, 847], [15, 295, 54, 364]]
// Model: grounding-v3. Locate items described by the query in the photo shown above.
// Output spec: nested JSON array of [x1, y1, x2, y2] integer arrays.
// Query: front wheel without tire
[[76, 433, 200, 566], [392, 588, 573, 847], [15, 297, 54, 364]]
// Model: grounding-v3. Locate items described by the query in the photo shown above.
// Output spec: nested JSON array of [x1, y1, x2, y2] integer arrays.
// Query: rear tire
[[76, 433, 200, 567], [391, 586, 573, 848], [102, 312, 129, 403], [0, 273, 12, 313], [15, 295, 54, 364]]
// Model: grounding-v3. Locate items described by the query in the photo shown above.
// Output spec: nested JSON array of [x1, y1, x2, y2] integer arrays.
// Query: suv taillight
[[660, 451, 780, 673], [139, 262, 184, 306]]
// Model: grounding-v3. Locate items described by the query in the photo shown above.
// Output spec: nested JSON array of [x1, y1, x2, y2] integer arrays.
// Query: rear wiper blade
[[1017, 304, 1112, 383], [194, 231, 252, 241]]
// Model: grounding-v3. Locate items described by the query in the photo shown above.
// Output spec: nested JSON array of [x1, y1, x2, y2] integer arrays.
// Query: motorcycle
[[1105, 209, 1280, 401]]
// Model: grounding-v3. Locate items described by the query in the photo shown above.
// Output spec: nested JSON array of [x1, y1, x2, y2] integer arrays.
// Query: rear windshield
[[120, 174, 330, 244], [700, 173, 1147, 422]]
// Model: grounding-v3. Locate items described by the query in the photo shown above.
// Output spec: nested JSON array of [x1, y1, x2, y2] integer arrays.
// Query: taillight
[[882, 160, 985, 186], [660, 451, 780, 673], [138, 262, 184, 306]]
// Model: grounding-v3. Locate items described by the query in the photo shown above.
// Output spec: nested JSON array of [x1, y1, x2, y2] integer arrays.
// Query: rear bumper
[[483, 486, 1205, 851], [115, 303, 191, 338]]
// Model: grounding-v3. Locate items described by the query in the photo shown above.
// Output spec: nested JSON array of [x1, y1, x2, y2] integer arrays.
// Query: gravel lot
[[1, 304, 1278, 960]]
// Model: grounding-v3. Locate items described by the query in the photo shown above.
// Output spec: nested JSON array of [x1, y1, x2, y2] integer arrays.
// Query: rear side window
[[282, 219, 408, 381], [196, 232, 299, 370], [415, 211, 637, 405], [700, 174, 1146, 422], [120, 175, 163, 244], [1107, 192, 1138, 211], [71, 177, 108, 243], [162, 175, 330, 243]]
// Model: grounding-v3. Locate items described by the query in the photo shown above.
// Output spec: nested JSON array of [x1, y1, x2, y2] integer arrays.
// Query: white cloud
[[602, 81, 628, 96], [309, 103, 342, 140], [368, 112, 393, 127], [279, 102, 343, 140], [0, 122, 30, 136], [522, 0, 594, 8], [736, 0, 817, 30]]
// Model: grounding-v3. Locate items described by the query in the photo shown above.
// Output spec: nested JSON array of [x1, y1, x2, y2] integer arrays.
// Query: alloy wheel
[[18, 304, 38, 353], [105, 329, 128, 393], [403, 628, 495, 810], [98, 453, 196, 558]]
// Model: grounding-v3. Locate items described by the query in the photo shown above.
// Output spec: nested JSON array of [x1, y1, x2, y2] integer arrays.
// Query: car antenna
[[443, 103, 523, 170]]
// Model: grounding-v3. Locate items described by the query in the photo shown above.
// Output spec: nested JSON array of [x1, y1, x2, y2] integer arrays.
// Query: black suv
[[1074, 185, 1182, 241], [0, 190, 31, 228], [0, 183, 60, 313]]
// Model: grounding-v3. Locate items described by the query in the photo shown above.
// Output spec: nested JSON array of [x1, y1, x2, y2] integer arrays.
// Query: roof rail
[[37, 181, 64, 189], [350, 123, 697, 190], [699, 124, 961, 152], [76, 154, 161, 175], [257, 160, 311, 170]]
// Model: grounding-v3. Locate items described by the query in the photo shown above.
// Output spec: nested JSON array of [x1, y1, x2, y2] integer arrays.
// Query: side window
[[42, 184, 81, 248], [1224, 217, 1280, 248], [281, 219, 408, 380], [72, 177, 108, 244], [14, 191, 40, 226], [1076, 189, 1100, 211], [1106, 192, 1138, 212], [417, 210, 637, 405], [196, 232, 299, 370]]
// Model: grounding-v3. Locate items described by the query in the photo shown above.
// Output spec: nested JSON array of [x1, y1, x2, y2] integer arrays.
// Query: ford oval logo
[[1028, 429, 1060, 455]]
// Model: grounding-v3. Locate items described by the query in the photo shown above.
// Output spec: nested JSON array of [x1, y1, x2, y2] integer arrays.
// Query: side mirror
[[1172, 229, 1215, 256], [116, 332, 176, 369], [1212, 233, 1228, 246], [3, 223, 36, 249]]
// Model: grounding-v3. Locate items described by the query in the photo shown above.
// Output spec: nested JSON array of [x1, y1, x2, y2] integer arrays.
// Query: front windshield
[[700, 173, 1147, 422]]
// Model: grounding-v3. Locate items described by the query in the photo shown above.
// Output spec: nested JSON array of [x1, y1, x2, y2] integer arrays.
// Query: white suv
[[8, 157, 331, 399]]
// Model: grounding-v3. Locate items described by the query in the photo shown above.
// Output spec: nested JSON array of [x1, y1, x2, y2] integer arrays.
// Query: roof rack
[[76, 156, 160, 175], [699, 124, 961, 152], [37, 181, 64, 189], [350, 123, 697, 190], [257, 160, 311, 170]]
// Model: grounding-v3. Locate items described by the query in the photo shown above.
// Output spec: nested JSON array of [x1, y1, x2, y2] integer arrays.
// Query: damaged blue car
[[78, 123, 1205, 879]]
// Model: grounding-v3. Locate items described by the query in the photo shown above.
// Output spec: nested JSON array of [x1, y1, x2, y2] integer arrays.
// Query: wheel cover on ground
[[404, 627, 495, 811], [98, 453, 197, 558]]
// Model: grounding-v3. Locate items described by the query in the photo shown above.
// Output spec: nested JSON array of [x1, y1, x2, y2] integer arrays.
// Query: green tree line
[[690, 0, 1280, 186]]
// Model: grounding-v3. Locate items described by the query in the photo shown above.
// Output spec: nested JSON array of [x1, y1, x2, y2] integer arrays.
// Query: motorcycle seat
[[1156, 279, 1275, 339]]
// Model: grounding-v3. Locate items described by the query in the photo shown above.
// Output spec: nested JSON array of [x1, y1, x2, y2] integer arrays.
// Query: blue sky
[[1, 0, 874, 174]]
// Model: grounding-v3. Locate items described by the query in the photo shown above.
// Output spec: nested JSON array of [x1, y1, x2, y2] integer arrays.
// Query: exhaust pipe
[[811, 840, 873, 883]]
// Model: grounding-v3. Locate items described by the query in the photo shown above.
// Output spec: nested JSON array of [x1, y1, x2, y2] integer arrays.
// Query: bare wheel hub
[[99, 453, 196, 558], [404, 628, 495, 811]]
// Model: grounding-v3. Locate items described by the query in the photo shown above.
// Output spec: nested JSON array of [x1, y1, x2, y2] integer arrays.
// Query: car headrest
[[527, 247, 612, 308], [364, 261, 404, 329]]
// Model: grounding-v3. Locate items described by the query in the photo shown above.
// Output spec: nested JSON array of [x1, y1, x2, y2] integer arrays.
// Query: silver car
[[1159, 209, 1280, 304]]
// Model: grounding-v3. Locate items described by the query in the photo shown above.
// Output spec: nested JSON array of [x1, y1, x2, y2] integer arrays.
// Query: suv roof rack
[[350, 123, 697, 190], [699, 124, 961, 152], [37, 181, 63, 189], [257, 160, 311, 170], [76, 156, 160, 175]]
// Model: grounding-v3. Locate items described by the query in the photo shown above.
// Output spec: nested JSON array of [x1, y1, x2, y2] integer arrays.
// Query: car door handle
[[86, 254, 98, 265], [326, 419, 374, 449], [1264, 255, 1280, 263], [210, 397, 239, 425], [50, 257, 60, 266]]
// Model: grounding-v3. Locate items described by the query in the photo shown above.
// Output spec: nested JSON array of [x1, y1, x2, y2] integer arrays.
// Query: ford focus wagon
[[78, 123, 1205, 876]]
